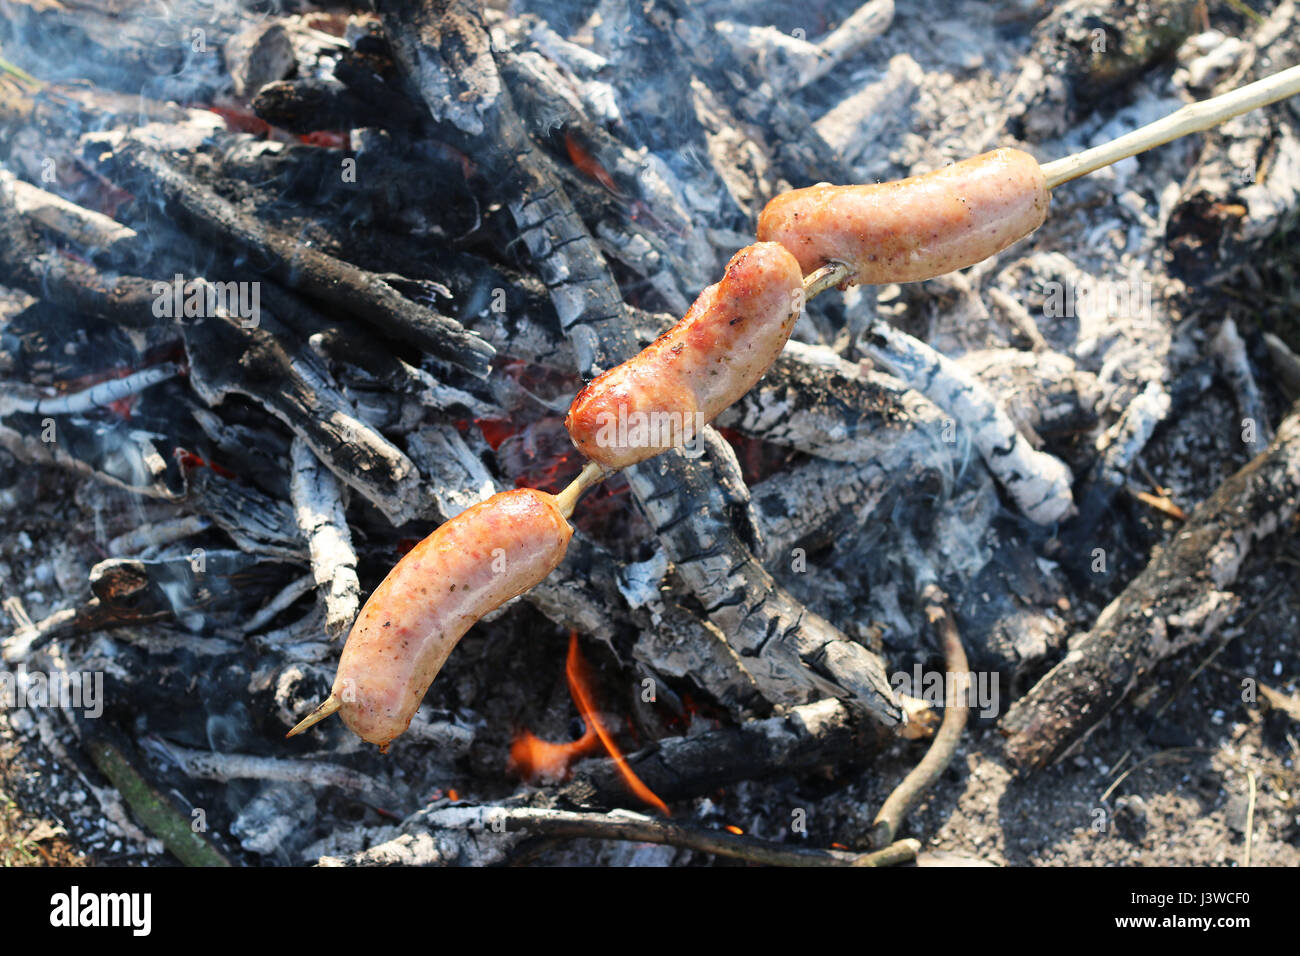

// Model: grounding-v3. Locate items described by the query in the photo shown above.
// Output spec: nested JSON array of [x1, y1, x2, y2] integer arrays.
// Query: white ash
[[289, 438, 361, 641], [864, 320, 1076, 525], [1093, 380, 1172, 488], [716, 0, 894, 94], [1212, 317, 1273, 448], [617, 548, 669, 610], [815, 52, 923, 168], [229, 783, 316, 859]]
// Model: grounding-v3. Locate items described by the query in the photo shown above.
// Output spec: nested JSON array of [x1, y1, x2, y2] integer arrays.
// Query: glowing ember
[[563, 132, 623, 197]]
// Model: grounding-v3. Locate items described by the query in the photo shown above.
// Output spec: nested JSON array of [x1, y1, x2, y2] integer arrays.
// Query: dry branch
[[1001, 397, 1300, 770], [871, 586, 969, 847]]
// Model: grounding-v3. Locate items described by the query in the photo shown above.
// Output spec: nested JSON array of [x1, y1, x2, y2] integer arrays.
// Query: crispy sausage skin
[[565, 242, 804, 469], [333, 489, 573, 749], [757, 148, 1050, 285]]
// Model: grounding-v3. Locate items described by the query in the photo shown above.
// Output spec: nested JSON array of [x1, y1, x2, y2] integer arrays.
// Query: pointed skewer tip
[[286, 695, 341, 737]]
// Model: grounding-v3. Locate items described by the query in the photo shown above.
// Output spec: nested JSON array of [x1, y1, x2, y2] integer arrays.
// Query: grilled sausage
[[565, 242, 804, 469], [757, 148, 1050, 285], [327, 489, 572, 749]]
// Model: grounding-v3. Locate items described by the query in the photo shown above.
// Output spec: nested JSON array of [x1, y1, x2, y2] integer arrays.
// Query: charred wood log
[[561, 697, 883, 807], [0, 179, 163, 330], [251, 76, 423, 135], [92, 140, 495, 377], [178, 299, 425, 526], [1001, 397, 1300, 770], [184, 468, 305, 563]]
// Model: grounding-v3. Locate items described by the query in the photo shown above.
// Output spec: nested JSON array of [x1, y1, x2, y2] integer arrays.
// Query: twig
[[82, 733, 232, 867], [871, 585, 969, 847], [0, 362, 183, 416], [1099, 747, 1209, 803], [150, 737, 398, 809], [240, 574, 316, 636], [448, 805, 920, 867], [1243, 770, 1256, 867], [1041, 63, 1300, 188]]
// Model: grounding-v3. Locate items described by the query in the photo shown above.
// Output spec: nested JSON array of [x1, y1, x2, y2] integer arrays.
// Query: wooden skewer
[[801, 65, 1300, 301], [803, 260, 856, 298], [285, 694, 340, 737], [554, 460, 610, 519], [1040, 62, 1300, 189]]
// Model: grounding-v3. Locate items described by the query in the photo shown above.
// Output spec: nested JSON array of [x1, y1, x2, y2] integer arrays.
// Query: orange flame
[[508, 723, 600, 782], [509, 633, 670, 816], [563, 633, 670, 817]]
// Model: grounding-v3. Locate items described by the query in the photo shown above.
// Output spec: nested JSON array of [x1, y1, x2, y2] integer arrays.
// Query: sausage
[[756, 148, 1049, 285], [325, 489, 572, 749], [565, 242, 804, 469]]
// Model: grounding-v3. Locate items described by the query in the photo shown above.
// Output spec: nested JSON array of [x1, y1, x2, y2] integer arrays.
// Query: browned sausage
[[565, 242, 804, 469], [757, 148, 1049, 284], [293, 489, 573, 750]]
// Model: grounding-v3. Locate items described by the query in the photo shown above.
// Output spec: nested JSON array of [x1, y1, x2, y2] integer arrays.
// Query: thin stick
[[554, 460, 609, 519], [285, 695, 340, 737], [803, 260, 855, 299], [1041, 63, 1300, 189], [482, 806, 921, 867], [871, 585, 969, 848], [1242, 770, 1256, 868]]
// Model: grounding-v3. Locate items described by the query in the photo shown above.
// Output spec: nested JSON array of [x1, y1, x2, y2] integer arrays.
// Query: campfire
[[2, 0, 1300, 870]]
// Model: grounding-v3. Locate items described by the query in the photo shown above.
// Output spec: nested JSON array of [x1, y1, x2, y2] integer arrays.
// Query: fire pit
[[1, 0, 1299, 869]]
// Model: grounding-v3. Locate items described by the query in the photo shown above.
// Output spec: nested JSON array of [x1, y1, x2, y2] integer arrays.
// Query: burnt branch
[[561, 697, 884, 806], [92, 140, 495, 377], [1001, 397, 1300, 771], [179, 302, 426, 526], [289, 438, 361, 641]]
